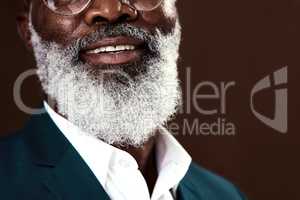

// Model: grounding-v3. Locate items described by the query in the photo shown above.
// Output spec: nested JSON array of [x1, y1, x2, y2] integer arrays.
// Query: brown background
[[1, 0, 300, 199]]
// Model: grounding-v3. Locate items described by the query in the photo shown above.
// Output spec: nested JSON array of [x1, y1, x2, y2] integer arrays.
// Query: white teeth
[[87, 45, 136, 54]]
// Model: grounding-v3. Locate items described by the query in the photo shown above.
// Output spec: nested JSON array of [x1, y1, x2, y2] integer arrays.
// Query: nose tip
[[84, 0, 138, 26]]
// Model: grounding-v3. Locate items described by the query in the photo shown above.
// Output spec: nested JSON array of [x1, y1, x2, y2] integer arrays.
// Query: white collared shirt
[[44, 102, 191, 200]]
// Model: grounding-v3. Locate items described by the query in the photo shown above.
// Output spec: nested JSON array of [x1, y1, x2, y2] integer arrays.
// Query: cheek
[[139, 6, 177, 34], [162, 0, 177, 18], [31, 2, 81, 45], [141, 1, 177, 22]]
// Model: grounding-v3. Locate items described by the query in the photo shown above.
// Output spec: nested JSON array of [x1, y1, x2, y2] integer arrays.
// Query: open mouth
[[80, 36, 144, 66]]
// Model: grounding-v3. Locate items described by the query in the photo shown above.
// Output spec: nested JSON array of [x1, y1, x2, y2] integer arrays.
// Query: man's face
[[22, 0, 182, 147], [30, 0, 176, 51]]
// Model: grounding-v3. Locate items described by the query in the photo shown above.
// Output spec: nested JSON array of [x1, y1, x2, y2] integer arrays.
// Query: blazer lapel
[[23, 113, 110, 200], [176, 164, 204, 200], [177, 184, 199, 200]]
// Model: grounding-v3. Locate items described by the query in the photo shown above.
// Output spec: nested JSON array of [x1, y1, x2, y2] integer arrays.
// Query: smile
[[86, 45, 136, 54], [80, 36, 144, 65]]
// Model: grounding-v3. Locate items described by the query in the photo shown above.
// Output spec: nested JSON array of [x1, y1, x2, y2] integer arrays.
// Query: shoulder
[[0, 131, 26, 158], [181, 162, 247, 200], [0, 131, 32, 176], [0, 115, 37, 161], [0, 130, 26, 151], [0, 131, 45, 199]]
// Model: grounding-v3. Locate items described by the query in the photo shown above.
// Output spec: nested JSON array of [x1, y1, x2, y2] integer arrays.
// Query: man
[[0, 0, 246, 199]]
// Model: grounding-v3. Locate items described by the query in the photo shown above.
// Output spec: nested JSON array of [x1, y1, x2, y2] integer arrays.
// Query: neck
[[116, 135, 157, 172], [116, 134, 158, 194]]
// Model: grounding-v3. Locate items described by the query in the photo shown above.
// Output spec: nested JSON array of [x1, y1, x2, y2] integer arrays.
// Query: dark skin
[[17, 0, 177, 194]]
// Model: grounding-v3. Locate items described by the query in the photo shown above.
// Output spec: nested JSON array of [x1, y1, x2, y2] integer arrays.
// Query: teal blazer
[[0, 113, 246, 200]]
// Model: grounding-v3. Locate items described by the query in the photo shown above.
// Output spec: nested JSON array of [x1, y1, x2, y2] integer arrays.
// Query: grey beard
[[29, 20, 182, 147]]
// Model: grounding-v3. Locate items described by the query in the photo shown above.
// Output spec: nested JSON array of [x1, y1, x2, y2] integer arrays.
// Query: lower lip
[[80, 49, 142, 66]]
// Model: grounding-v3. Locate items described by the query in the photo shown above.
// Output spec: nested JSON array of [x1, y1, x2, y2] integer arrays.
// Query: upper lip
[[81, 36, 144, 52]]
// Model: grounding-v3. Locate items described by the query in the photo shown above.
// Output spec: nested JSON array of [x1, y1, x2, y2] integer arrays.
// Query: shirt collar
[[153, 127, 192, 199], [44, 101, 191, 198], [44, 101, 137, 187]]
